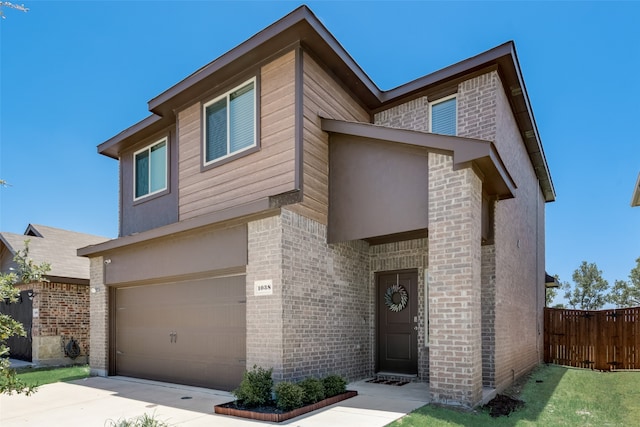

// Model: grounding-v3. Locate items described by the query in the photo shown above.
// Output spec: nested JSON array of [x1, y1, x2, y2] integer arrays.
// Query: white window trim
[[133, 137, 168, 201], [428, 94, 457, 135], [202, 77, 257, 167]]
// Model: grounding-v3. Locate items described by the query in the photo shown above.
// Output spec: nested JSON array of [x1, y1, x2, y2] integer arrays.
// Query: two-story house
[[79, 5, 554, 407]]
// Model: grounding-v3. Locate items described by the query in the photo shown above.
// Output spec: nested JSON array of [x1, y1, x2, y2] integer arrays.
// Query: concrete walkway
[[0, 376, 430, 426]]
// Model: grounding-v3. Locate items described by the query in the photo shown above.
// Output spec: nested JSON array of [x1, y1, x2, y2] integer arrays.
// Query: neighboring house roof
[[632, 173, 640, 207], [0, 224, 109, 282], [96, 5, 555, 203]]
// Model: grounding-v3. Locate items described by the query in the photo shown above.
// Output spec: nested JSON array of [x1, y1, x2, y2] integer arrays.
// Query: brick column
[[246, 215, 285, 380], [89, 256, 108, 376], [428, 152, 483, 406]]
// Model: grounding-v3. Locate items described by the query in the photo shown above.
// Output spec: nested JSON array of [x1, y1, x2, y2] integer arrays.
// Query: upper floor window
[[429, 95, 457, 136], [134, 138, 167, 200], [203, 78, 256, 165]]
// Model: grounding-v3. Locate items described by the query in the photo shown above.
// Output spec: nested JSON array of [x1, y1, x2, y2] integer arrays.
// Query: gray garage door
[[114, 275, 246, 391]]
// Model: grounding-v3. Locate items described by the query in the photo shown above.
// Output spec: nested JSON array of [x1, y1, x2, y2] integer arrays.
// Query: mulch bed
[[483, 394, 525, 417], [214, 390, 358, 423]]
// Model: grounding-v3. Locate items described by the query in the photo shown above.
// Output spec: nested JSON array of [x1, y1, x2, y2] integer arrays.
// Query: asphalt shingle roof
[[0, 224, 109, 281]]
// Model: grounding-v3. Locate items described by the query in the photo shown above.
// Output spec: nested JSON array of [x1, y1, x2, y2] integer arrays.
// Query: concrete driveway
[[0, 376, 430, 426]]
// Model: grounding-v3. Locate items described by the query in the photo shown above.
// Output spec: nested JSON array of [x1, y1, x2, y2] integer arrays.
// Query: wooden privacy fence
[[544, 307, 640, 370]]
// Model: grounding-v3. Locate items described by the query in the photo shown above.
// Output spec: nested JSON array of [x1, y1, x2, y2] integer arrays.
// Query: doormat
[[366, 378, 409, 386]]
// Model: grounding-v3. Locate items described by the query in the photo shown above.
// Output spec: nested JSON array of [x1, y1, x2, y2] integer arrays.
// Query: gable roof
[[96, 5, 555, 202], [0, 224, 108, 281]]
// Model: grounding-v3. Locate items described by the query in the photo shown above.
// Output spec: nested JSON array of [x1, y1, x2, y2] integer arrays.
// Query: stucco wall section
[[428, 152, 483, 406], [88, 256, 108, 376], [370, 239, 429, 380]]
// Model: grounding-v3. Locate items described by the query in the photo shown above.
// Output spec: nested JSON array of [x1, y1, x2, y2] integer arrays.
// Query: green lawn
[[389, 364, 640, 427], [15, 365, 90, 387]]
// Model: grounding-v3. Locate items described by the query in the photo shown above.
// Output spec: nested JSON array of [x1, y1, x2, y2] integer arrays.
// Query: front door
[[377, 270, 418, 374]]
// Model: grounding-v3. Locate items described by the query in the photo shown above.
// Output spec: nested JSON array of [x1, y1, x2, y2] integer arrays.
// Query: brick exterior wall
[[481, 244, 496, 387], [492, 72, 545, 390], [88, 256, 108, 376], [428, 152, 483, 406], [16, 281, 90, 366], [281, 210, 370, 381], [374, 96, 429, 131], [458, 70, 545, 393], [247, 210, 433, 383], [246, 214, 285, 380], [247, 210, 371, 382]]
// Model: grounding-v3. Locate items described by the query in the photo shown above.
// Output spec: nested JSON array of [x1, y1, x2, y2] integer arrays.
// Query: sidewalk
[[0, 375, 430, 426]]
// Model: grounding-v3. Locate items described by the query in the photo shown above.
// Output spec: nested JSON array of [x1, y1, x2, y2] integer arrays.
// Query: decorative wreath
[[384, 283, 409, 312]]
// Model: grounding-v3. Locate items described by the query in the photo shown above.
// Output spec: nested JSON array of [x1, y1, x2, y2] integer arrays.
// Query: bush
[[274, 381, 306, 411], [105, 412, 171, 427], [299, 377, 325, 404], [322, 374, 347, 397], [232, 365, 273, 408]]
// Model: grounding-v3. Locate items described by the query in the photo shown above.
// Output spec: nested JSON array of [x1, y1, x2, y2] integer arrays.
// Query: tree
[[0, 2, 28, 19], [0, 240, 50, 395], [545, 273, 562, 307], [608, 257, 640, 308], [563, 261, 609, 310]]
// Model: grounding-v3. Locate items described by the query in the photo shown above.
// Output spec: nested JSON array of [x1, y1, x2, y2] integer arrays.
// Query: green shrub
[[274, 381, 306, 411], [322, 374, 347, 397], [299, 377, 325, 404], [232, 365, 273, 408], [105, 412, 171, 427]]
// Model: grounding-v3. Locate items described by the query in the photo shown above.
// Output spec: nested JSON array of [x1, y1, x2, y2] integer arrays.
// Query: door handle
[[413, 326, 418, 331]]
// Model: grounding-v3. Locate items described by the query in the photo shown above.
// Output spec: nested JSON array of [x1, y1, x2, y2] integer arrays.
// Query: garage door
[[114, 275, 246, 391]]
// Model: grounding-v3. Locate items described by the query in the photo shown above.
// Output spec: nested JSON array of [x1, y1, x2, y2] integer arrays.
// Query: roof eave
[[97, 114, 167, 159], [632, 173, 640, 207]]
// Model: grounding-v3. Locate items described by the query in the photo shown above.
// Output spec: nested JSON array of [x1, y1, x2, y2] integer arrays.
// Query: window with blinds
[[134, 138, 168, 200], [430, 95, 457, 136], [203, 78, 256, 165]]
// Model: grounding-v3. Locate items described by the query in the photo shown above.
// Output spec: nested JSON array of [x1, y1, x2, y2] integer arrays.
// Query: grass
[[15, 364, 90, 387], [389, 364, 640, 426]]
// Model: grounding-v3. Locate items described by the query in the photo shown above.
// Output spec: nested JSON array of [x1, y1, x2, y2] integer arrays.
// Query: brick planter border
[[214, 390, 358, 423]]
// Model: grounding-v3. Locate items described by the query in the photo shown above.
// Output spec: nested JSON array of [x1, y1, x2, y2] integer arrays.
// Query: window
[[203, 78, 256, 165], [134, 138, 167, 200], [429, 95, 457, 136]]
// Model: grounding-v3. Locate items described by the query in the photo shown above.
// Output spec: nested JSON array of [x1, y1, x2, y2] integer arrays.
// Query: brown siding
[[177, 51, 297, 221], [293, 52, 369, 224], [120, 127, 179, 236]]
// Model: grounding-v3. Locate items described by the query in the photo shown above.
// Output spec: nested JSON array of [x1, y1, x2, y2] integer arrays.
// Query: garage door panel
[[115, 275, 246, 391]]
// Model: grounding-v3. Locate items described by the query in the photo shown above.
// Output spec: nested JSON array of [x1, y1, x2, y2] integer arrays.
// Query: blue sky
[[1, 1, 639, 303]]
